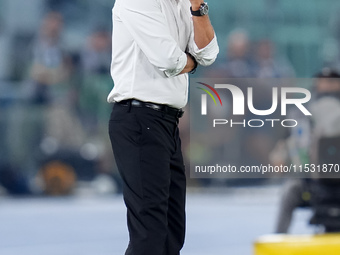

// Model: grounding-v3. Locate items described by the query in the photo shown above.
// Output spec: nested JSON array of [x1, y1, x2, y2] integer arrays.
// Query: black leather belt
[[116, 99, 184, 118]]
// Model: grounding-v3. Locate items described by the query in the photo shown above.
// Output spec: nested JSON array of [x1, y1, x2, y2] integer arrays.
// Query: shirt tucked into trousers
[[108, 0, 218, 254]]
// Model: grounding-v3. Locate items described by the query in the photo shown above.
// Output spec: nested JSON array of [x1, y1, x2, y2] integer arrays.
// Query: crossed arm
[[119, 0, 218, 77], [180, 0, 216, 74]]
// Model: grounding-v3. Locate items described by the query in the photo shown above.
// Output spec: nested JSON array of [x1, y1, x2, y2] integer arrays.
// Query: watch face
[[200, 3, 209, 15]]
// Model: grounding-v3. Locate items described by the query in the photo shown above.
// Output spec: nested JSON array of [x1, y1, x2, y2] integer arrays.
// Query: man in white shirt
[[108, 0, 219, 254]]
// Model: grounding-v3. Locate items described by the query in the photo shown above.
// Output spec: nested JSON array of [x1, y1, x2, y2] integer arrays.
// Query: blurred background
[[1, 0, 340, 254]]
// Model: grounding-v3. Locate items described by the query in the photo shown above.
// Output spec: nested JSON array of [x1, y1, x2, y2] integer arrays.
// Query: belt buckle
[[145, 102, 161, 111], [131, 100, 142, 107]]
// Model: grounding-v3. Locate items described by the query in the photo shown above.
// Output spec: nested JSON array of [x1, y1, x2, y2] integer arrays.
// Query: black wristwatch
[[190, 2, 209, 17]]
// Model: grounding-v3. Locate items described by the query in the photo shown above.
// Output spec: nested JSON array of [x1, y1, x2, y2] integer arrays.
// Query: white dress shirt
[[108, 0, 219, 109]]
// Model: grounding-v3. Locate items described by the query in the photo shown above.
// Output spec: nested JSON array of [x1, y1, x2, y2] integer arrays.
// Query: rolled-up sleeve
[[188, 32, 219, 67], [119, 0, 187, 77]]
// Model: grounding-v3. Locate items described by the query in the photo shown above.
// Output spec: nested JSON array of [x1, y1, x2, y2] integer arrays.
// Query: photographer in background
[[272, 68, 340, 233]]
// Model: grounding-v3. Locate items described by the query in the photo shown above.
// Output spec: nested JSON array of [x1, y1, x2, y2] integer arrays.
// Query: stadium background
[[0, 0, 340, 254], [1, 0, 339, 193]]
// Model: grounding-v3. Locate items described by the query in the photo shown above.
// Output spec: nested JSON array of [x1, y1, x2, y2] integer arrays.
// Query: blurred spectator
[[77, 28, 112, 133], [224, 29, 256, 78], [310, 70, 340, 139], [254, 39, 295, 78], [80, 28, 111, 75], [30, 12, 71, 104], [241, 39, 295, 167], [205, 29, 256, 78], [74, 28, 115, 181], [273, 68, 340, 233], [28, 11, 86, 150]]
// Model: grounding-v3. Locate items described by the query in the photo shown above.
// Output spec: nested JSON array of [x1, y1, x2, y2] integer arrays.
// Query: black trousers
[[108, 103, 186, 255]]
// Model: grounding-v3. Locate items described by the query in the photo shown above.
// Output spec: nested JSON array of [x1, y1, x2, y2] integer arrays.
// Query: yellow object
[[254, 234, 340, 255]]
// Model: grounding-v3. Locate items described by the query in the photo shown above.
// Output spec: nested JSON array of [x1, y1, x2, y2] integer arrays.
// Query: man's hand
[[179, 53, 197, 74], [189, 0, 204, 11]]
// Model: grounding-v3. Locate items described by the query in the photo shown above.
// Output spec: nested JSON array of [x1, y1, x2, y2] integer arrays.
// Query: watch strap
[[190, 6, 202, 16]]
